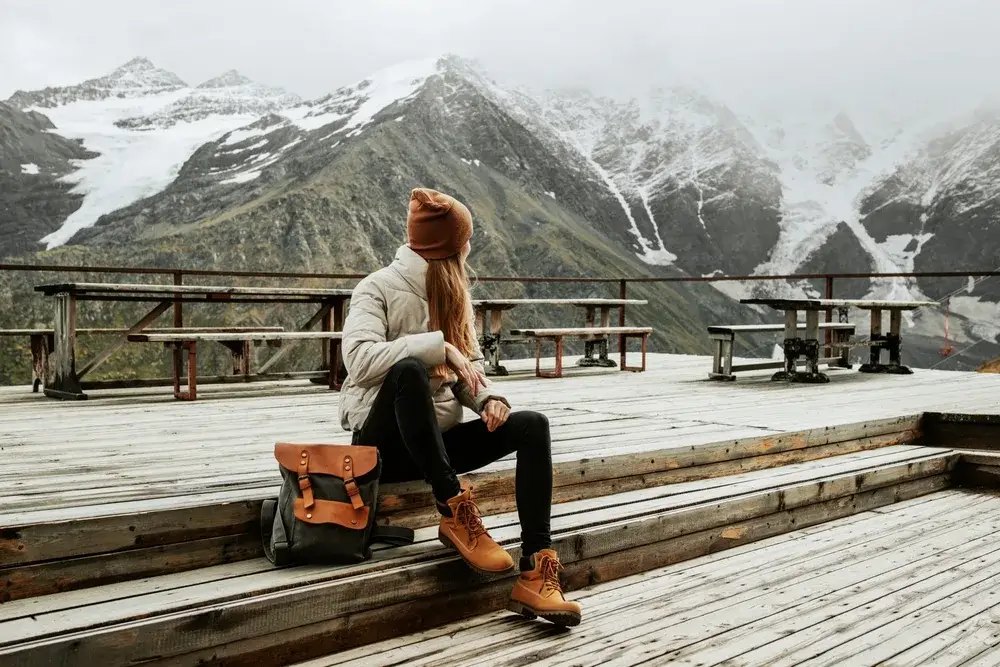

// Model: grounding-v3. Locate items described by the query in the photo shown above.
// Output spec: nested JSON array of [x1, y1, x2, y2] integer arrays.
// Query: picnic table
[[471, 298, 647, 375], [33, 282, 353, 399], [740, 298, 938, 383]]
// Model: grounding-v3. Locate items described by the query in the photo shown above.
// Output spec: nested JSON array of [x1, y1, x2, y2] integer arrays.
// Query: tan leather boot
[[438, 487, 515, 574], [508, 549, 582, 627]]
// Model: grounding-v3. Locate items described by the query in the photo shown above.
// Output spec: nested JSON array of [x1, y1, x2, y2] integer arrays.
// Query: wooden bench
[[127, 331, 343, 400], [708, 322, 856, 381], [509, 326, 653, 378], [0, 327, 283, 392]]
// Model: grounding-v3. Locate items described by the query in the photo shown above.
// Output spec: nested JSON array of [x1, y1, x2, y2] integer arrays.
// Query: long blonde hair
[[426, 254, 476, 378]]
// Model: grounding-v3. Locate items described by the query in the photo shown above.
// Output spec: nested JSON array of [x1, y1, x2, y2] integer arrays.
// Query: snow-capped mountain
[[7, 57, 186, 109], [116, 69, 302, 129], [3, 57, 300, 248]]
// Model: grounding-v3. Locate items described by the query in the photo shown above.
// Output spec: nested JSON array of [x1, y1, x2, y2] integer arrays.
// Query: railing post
[[824, 276, 834, 358], [172, 271, 184, 381], [619, 279, 627, 368]]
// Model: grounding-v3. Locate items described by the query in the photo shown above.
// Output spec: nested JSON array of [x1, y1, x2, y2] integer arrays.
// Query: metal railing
[[3, 260, 997, 326]]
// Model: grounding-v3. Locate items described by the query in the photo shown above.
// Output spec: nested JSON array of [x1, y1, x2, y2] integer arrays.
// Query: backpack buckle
[[344, 478, 364, 510]]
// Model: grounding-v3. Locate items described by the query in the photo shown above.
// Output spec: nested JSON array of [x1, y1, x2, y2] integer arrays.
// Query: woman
[[339, 187, 582, 627]]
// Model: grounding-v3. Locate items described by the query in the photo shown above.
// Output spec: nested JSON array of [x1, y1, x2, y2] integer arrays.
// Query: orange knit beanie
[[406, 188, 473, 260]]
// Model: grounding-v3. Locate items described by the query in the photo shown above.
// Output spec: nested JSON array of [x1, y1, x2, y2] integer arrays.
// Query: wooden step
[[0, 446, 955, 667], [0, 416, 920, 601], [313, 489, 1000, 667]]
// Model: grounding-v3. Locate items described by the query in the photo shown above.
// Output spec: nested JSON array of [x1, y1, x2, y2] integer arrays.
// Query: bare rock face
[[0, 102, 98, 257]]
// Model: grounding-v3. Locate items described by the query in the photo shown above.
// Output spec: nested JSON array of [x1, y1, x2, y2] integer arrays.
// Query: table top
[[741, 298, 939, 311], [472, 298, 647, 309], [35, 283, 353, 299]]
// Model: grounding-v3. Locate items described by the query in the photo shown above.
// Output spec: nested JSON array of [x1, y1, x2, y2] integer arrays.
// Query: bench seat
[[127, 331, 344, 400], [708, 322, 856, 381], [509, 326, 653, 379], [0, 327, 284, 393]]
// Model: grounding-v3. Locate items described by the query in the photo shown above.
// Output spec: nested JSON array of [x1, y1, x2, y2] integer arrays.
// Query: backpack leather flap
[[293, 497, 370, 529], [274, 444, 378, 478]]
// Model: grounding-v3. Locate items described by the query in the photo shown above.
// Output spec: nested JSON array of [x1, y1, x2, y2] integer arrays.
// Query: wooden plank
[[741, 298, 938, 310], [0, 456, 951, 664], [707, 323, 856, 334], [472, 299, 647, 307], [0, 328, 285, 336], [34, 283, 353, 298], [128, 332, 343, 342], [510, 327, 652, 336]]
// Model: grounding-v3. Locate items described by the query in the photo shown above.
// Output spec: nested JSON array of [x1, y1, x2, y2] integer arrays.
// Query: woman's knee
[[513, 410, 551, 443], [388, 357, 429, 383]]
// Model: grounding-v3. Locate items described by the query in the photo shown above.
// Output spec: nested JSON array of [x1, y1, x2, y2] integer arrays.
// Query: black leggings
[[353, 357, 553, 556]]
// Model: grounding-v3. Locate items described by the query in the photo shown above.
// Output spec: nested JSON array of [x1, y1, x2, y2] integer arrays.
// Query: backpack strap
[[260, 498, 291, 566], [371, 525, 415, 547]]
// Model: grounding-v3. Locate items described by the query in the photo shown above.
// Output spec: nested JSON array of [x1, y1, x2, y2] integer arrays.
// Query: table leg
[[860, 308, 885, 373], [578, 306, 617, 368], [799, 309, 829, 383], [771, 309, 799, 382], [173, 341, 197, 400], [44, 293, 86, 400], [884, 309, 912, 374], [484, 309, 508, 377]]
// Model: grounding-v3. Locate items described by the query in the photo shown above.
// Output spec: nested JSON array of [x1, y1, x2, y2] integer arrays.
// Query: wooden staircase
[[0, 414, 993, 667]]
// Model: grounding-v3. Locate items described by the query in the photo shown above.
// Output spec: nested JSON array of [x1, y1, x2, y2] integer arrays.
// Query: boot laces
[[454, 499, 488, 544], [539, 553, 565, 595]]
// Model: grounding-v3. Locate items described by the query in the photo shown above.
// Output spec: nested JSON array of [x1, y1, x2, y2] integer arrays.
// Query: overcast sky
[[3, 0, 999, 119]]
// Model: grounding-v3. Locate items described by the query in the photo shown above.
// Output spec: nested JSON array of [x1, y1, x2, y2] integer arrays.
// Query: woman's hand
[[445, 342, 486, 395], [481, 398, 510, 432]]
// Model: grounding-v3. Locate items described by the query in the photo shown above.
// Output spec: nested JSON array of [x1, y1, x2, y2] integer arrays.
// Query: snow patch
[[545, 191, 556, 199], [473, 159, 481, 167], [222, 170, 262, 185], [223, 125, 274, 146], [20, 163, 40, 175], [291, 58, 438, 135], [36, 91, 258, 247]]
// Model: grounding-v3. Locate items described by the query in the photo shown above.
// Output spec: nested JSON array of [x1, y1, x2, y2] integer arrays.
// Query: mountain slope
[[0, 102, 98, 257]]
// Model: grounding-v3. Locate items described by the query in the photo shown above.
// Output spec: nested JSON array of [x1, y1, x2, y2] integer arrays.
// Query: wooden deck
[[2, 353, 999, 524], [311, 489, 1000, 667]]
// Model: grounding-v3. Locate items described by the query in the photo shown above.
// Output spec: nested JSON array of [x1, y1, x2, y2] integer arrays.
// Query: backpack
[[260, 443, 414, 565]]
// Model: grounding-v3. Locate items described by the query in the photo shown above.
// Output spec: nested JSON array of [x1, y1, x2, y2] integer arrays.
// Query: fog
[[3, 0, 999, 120]]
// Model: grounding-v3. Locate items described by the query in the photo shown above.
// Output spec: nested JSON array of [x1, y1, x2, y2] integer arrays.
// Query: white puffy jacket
[[338, 245, 507, 432]]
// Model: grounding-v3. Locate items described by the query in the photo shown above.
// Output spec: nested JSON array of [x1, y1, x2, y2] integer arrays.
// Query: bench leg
[[29, 333, 52, 393], [174, 341, 198, 400], [536, 338, 564, 379], [621, 333, 647, 373], [708, 334, 736, 381]]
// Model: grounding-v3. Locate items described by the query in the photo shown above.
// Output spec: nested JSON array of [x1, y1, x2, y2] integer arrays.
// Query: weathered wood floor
[[1, 353, 998, 525], [310, 489, 1000, 667]]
